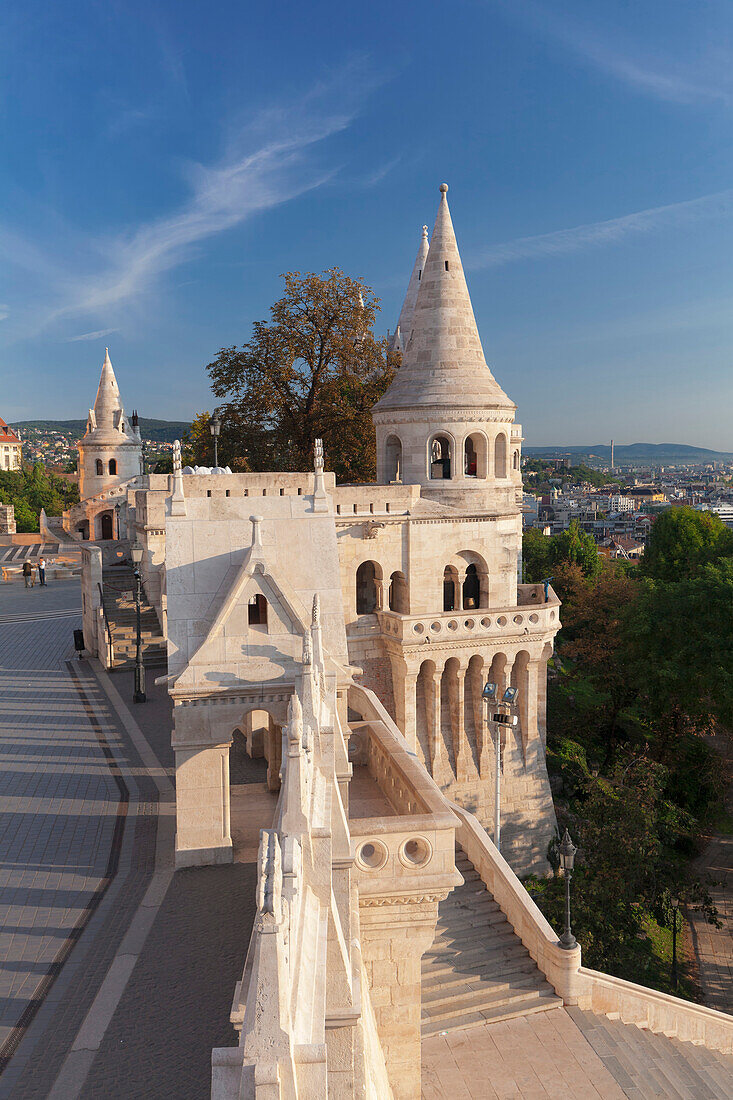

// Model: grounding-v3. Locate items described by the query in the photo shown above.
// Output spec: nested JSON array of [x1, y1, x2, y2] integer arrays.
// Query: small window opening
[[108, 458, 117, 475], [462, 564, 480, 609], [207, 490, 212, 497], [444, 260, 449, 271], [297, 487, 303, 496], [280, 488, 284, 496], [430, 436, 452, 480], [95, 459, 103, 476], [418, 269, 422, 281], [225, 489, 230, 497], [248, 593, 268, 626], [443, 566, 457, 612]]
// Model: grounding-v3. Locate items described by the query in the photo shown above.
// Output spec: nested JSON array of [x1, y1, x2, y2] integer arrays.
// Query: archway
[[462, 564, 481, 609], [95, 459, 103, 476], [388, 570, 409, 613], [99, 511, 113, 540], [385, 435, 402, 483], [356, 560, 382, 614], [429, 435, 452, 480], [464, 433, 487, 478], [443, 565, 458, 612], [248, 593, 268, 627], [109, 458, 117, 475]]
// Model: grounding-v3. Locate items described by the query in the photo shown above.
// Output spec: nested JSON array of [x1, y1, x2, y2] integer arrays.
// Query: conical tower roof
[[376, 185, 514, 412], [82, 348, 136, 443], [391, 224, 429, 354]]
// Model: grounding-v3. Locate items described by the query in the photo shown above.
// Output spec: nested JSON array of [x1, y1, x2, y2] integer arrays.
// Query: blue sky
[[1, 0, 732, 449]]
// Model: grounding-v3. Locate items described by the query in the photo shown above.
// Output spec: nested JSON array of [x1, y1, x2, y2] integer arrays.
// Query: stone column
[[266, 718, 282, 792], [359, 898, 442, 1100], [454, 662, 470, 781], [390, 657, 418, 753], [173, 739, 233, 868], [379, 576, 391, 613], [429, 663, 446, 782]]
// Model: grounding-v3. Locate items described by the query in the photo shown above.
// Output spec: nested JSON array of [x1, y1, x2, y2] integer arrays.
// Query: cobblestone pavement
[[0, 577, 262, 1099]]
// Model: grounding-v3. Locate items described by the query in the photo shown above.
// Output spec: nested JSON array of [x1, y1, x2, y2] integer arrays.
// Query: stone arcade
[[68, 186, 733, 1099]]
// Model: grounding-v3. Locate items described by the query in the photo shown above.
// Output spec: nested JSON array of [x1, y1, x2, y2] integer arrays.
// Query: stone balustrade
[[377, 597, 558, 644]]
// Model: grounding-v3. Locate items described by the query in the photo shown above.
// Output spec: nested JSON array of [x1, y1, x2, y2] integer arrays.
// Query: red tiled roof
[[0, 418, 20, 444]]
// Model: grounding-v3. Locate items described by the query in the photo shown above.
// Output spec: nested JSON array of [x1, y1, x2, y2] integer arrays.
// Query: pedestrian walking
[[38, 557, 46, 586], [22, 561, 32, 588]]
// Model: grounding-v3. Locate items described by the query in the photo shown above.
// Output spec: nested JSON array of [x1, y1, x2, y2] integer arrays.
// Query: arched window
[[464, 436, 477, 477], [95, 459, 103, 475], [462, 564, 481, 609], [248, 593, 268, 627], [494, 433, 507, 478], [443, 565, 458, 612], [109, 458, 117, 475], [385, 435, 402, 483], [356, 561, 380, 615], [513, 450, 519, 471], [388, 571, 409, 613], [430, 436, 452, 480]]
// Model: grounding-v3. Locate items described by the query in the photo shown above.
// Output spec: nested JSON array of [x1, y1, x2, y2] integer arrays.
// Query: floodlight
[[481, 681, 498, 701], [502, 686, 519, 705]]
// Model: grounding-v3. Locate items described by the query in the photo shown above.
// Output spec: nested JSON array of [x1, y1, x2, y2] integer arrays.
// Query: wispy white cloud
[[490, 0, 733, 106], [65, 327, 120, 342], [0, 60, 382, 338], [472, 188, 733, 269]]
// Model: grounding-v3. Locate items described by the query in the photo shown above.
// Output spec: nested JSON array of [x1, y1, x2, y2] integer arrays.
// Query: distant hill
[[525, 443, 733, 466], [15, 418, 190, 443]]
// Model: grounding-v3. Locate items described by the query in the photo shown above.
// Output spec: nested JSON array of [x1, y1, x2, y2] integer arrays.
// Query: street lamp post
[[130, 542, 146, 704], [114, 503, 121, 540], [210, 414, 221, 468], [558, 829, 577, 949], [671, 896, 680, 991], [482, 681, 519, 854]]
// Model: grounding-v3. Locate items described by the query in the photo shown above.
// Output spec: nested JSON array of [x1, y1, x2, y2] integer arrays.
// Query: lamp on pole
[[209, 414, 222, 468], [558, 829, 577, 949], [671, 895, 680, 991], [130, 542, 146, 704], [482, 681, 519, 853], [114, 502, 121, 540]]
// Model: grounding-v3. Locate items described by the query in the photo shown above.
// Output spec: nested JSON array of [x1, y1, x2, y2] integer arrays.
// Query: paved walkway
[[0, 578, 261, 1099], [687, 737, 733, 1014]]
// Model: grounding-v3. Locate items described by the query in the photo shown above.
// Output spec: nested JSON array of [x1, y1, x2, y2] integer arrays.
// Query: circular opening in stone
[[497, 616, 507, 626], [357, 840, 387, 870], [529, 613, 539, 624], [514, 615, 523, 625], [480, 617, 491, 628], [413, 622, 425, 634], [464, 619, 475, 629], [430, 621, 442, 633], [399, 836, 432, 868], [447, 619, 458, 631]]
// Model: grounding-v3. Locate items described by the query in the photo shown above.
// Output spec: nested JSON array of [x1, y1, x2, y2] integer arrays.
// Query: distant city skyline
[[1, 1, 732, 449]]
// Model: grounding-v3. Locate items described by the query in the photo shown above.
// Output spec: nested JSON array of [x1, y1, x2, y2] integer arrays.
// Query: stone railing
[[332, 484, 420, 518], [347, 682, 461, 904], [377, 597, 559, 644], [350, 685, 733, 1058], [211, 612, 393, 1100]]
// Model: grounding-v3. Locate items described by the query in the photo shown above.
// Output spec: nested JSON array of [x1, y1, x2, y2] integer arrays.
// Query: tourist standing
[[38, 557, 46, 586], [22, 561, 32, 588]]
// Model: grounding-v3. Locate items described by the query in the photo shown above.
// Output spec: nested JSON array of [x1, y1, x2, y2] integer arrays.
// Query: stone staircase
[[102, 566, 167, 672], [567, 1006, 733, 1099], [421, 847, 562, 1036]]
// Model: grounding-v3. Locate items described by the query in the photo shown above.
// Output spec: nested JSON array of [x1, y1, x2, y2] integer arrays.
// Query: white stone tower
[[374, 184, 523, 518], [78, 348, 142, 502]]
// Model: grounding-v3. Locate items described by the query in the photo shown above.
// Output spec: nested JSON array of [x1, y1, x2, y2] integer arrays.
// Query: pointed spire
[[391, 224, 430, 354], [377, 185, 514, 412], [92, 347, 122, 424]]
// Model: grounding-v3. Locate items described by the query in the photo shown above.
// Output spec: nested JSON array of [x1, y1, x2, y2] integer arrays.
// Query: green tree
[[522, 527, 551, 582], [206, 269, 397, 480], [548, 520, 602, 580], [641, 506, 733, 582], [183, 411, 221, 468]]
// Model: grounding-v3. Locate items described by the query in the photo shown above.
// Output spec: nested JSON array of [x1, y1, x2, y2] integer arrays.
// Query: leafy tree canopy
[[641, 506, 733, 582], [0, 466, 79, 532], [199, 269, 398, 481], [547, 519, 602, 580]]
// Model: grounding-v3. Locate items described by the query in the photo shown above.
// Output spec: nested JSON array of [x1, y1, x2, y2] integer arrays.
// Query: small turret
[[389, 224, 429, 356], [77, 348, 143, 501]]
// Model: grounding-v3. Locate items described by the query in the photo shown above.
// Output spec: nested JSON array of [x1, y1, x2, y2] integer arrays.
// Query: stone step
[[420, 992, 562, 1037], [422, 941, 529, 979], [424, 925, 517, 960], [422, 958, 540, 995], [422, 975, 555, 1016]]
